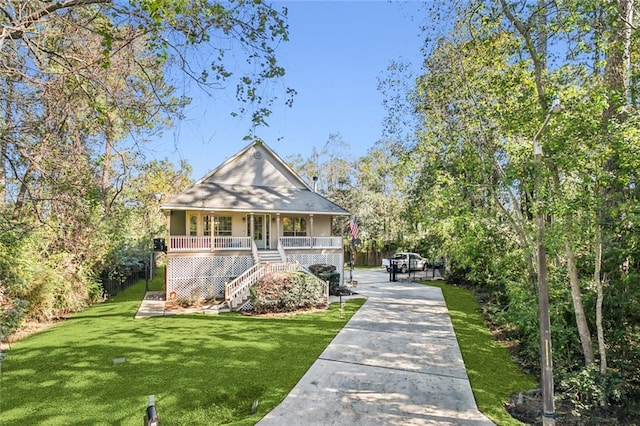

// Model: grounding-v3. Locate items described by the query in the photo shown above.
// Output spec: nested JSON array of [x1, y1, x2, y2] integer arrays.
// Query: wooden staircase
[[224, 260, 328, 312], [257, 250, 283, 264]]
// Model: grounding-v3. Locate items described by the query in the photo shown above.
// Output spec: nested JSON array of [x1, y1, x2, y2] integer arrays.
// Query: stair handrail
[[225, 260, 331, 310], [251, 239, 259, 264], [225, 263, 263, 307], [277, 239, 287, 263], [297, 264, 330, 304]]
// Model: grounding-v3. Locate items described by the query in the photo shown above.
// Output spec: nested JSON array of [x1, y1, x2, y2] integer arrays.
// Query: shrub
[[308, 264, 341, 295], [250, 271, 327, 314], [0, 292, 28, 343], [559, 363, 625, 416], [0, 222, 101, 322]]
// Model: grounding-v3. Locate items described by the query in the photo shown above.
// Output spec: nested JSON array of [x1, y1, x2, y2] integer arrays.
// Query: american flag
[[349, 216, 359, 240]]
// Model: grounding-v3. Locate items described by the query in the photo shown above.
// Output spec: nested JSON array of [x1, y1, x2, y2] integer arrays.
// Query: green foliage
[[392, 1, 640, 420], [0, 0, 290, 337], [250, 271, 327, 314], [1, 278, 364, 424], [288, 135, 408, 252], [0, 297, 28, 343], [0, 218, 101, 325], [558, 364, 625, 416], [308, 264, 341, 295]]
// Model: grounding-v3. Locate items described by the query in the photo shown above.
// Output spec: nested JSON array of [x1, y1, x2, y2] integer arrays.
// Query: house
[[160, 140, 349, 309]]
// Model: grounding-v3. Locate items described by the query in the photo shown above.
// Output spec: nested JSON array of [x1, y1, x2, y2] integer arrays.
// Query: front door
[[251, 214, 271, 249]]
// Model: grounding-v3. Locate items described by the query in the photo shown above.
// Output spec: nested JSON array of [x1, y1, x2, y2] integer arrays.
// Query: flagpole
[[350, 243, 353, 282], [348, 216, 359, 283]]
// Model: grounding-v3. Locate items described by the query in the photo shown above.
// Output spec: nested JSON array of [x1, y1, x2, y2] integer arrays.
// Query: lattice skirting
[[167, 256, 253, 299], [286, 253, 344, 284]]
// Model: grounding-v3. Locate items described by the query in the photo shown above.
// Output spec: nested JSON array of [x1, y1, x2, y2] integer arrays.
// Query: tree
[[0, 0, 291, 325], [407, 0, 640, 418]]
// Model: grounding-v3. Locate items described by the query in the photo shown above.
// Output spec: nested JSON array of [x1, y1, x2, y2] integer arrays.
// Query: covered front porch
[[165, 210, 344, 253], [163, 210, 346, 302], [168, 235, 343, 252]]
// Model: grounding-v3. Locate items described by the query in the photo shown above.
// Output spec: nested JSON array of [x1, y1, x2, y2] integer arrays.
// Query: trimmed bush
[[250, 271, 327, 314], [308, 263, 341, 295]]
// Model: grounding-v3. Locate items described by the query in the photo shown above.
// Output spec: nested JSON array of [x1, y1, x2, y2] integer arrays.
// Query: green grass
[[0, 272, 365, 425], [2, 270, 533, 425], [427, 281, 537, 425]]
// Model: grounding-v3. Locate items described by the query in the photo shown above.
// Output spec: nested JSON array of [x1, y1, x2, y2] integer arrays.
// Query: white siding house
[[160, 140, 349, 309]]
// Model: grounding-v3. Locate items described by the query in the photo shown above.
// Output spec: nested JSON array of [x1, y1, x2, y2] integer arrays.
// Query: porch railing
[[169, 236, 251, 252], [312, 236, 342, 248], [215, 236, 251, 250], [169, 236, 341, 251], [170, 236, 210, 251], [279, 236, 342, 249]]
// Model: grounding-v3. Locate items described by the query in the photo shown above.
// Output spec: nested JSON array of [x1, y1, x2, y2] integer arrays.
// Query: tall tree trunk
[[100, 110, 117, 193], [550, 165, 596, 365], [0, 79, 13, 208], [101, 136, 112, 191], [565, 241, 596, 364], [594, 225, 607, 376], [499, 0, 547, 105], [603, 0, 634, 122], [0, 128, 6, 209], [597, 0, 635, 377], [12, 165, 32, 220]]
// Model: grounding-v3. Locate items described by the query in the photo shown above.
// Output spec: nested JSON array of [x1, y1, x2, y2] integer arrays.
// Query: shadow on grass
[[1, 278, 364, 425]]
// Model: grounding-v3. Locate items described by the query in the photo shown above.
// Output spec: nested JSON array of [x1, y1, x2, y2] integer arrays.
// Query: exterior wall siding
[[312, 215, 333, 237], [170, 210, 186, 235], [203, 144, 305, 188]]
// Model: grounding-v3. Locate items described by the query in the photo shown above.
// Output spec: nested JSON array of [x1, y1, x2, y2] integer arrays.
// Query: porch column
[[309, 214, 314, 248], [210, 211, 215, 252], [164, 210, 171, 252], [249, 213, 255, 242], [276, 213, 281, 247]]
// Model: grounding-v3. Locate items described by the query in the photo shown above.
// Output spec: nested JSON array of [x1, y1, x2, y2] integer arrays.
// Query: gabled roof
[[161, 140, 349, 216], [195, 140, 311, 190]]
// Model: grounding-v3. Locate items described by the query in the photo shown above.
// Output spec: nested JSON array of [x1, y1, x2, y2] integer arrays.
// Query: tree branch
[[1, 0, 110, 42]]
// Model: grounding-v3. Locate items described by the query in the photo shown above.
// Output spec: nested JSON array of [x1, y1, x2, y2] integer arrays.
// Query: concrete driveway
[[257, 270, 494, 425]]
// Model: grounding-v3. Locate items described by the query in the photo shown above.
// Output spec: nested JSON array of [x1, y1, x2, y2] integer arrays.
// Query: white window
[[214, 216, 232, 236], [188, 214, 198, 236], [203, 215, 212, 236], [283, 217, 307, 236]]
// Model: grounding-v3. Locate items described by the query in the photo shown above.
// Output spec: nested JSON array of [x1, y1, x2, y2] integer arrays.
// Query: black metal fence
[[100, 268, 145, 298]]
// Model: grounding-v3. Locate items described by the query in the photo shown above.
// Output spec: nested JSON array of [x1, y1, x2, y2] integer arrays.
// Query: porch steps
[[257, 250, 282, 264]]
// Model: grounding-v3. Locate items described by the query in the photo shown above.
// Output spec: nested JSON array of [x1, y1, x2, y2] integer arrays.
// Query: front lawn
[[0, 275, 364, 425]]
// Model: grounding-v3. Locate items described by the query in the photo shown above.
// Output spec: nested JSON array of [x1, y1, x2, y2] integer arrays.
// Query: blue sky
[[147, 1, 426, 180]]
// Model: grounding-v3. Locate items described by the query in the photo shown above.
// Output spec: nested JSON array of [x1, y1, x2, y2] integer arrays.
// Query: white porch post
[[165, 210, 171, 252], [210, 211, 215, 252], [276, 213, 281, 246], [250, 213, 255, 241], [309, 214, 314, 248]]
